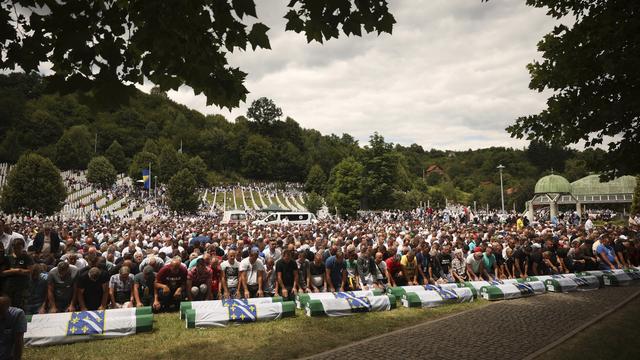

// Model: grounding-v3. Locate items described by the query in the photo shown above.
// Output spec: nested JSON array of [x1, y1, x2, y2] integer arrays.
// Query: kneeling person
[[239, 248, 265, 298], [154, 257, 187, 311], [187, 258, 213, 301], [109, 266, 134, 308]]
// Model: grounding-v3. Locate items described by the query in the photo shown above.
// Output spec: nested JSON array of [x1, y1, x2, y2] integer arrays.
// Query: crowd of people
[[0, 204, 638, 316]]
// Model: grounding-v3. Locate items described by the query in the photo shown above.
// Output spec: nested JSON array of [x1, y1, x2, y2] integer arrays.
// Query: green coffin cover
[[180, 296, 283, 319], [457, 283, 478, 298], [305, 294, 396, 317], [185, 301, 295, 328], [403, 292, 424, 308], [298, 290, 385, 309]]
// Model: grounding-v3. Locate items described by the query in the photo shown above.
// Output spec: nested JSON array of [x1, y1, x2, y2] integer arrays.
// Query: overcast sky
[[143, 0, 560, 150]]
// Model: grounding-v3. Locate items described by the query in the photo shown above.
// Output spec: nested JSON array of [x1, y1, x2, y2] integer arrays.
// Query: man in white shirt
[[584, 218, 594, 233], [239, 248, 265, 298], [0, 221, 24, 250], [262, 239, 281, 262], [220, 249, 240, 298]]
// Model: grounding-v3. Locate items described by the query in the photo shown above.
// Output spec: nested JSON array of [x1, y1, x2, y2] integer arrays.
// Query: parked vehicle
[[252, 212, 317, 226]]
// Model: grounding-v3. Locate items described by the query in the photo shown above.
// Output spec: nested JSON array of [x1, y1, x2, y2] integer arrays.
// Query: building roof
[[534, 174, 571, 194], [570, 175, 637, 196], [426, 164, 444, 174]]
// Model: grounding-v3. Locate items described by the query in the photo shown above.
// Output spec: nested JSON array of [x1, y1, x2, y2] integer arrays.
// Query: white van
[[220, 210, 248, 225], [252, 212, 317, 226]]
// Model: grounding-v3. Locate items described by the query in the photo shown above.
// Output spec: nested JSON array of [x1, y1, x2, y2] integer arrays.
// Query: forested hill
[[0, 73, 606, 210]]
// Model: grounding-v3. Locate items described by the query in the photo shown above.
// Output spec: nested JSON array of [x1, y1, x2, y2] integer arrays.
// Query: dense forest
[[0, 73, 608, 212]]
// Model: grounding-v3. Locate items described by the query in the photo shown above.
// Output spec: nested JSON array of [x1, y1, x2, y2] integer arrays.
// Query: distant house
[[426, 164, 445, 175]]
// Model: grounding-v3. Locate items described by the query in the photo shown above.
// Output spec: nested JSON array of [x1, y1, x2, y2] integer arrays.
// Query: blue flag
[[222, 299, 249, 307], [228, 303, 257, 322], [345, 297, 371, 312], [142, 169, 151, 189], [67, 311, 105, 335]]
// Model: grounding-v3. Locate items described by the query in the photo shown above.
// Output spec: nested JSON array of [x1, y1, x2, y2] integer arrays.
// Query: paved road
[[304, 286, 640, 360]]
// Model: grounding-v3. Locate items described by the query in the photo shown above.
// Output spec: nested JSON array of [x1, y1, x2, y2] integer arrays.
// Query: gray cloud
[[161, 0, 561, 150]]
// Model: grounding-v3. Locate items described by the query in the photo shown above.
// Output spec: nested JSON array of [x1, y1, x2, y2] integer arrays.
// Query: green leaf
[[232, 0, 257, 18], [248, 22, 271, 50], [284, 10, 304, 32]]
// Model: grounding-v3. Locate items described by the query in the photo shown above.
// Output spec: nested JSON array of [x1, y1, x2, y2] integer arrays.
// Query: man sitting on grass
[[187, 258, 213, 301], [220, 249, 240, 299], [133, 266, 156, 307], [276, 249, 298, 301], [109, 266, 134, 308], [325, 250, 347, 292], [154, 257, 187, 312], [239, 248, 264, 298], [466, 247, 487, 281], [0, 296, 26, 360], [47, 261, 78, 313], [400, 250, 419, 286], [385, 254, 406, 287], [308, 252, 326, 292], [77, 267, 108, 311]]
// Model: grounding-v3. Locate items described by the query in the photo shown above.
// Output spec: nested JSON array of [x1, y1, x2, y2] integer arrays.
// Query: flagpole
[[148, 162, 152, 198]]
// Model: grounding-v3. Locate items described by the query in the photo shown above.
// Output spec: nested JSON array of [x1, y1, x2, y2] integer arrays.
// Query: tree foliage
[[326, 157, 363, 218], [167, 169, 200, 214], [304, 164, 327, 195], [0, 73, 616, 210], [0, 153, 66, 215], [158, 145, 181, 183], [509, 0, 640, 177], [104, 140, 128, 173], [185, 156, 208, 188], [525, 140, 569, 173], [241, 134, 273, 179], [563, 158, 588, 182], [304, 191, 323, 215], [246, 97, 282, 127], [0, 1, 394, 108], [129, 151, 158, 180], [87, 156, 117, 189], [360, 133, 399, 209], [54, 125, 93, 170]]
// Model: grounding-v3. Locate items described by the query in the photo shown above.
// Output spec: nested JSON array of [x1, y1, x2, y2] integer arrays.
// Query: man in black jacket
[[30, 223, 61, 256]]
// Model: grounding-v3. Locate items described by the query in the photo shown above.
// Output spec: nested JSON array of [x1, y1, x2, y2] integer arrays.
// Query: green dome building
[[534, 174, 572, 195], [527, 174, 636, 222]]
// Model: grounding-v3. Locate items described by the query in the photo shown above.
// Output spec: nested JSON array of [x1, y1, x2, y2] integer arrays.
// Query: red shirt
[[385, 257, 401, 276], [210, 263, 221, 291], [188, 266, 213, 287], [156, 264, 187, 289]]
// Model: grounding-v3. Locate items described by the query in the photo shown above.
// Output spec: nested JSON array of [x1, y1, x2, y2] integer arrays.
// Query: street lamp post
[[497, 164, 505, 214]]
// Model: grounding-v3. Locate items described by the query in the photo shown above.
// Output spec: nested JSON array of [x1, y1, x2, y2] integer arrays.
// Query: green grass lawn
[[539, 295, 640, 360], [214, 191, 225, 209], [242, 190, 256, 209], [205, 191, 215, 204], [24, 301, 486, 360], [252, 191, 264, 208]]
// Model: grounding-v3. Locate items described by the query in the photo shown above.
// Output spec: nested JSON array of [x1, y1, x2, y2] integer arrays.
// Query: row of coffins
[[389, 267, 640, 306], [182, 292, 397, 327], [25, 267, 640, 346]]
